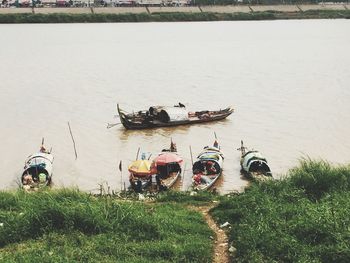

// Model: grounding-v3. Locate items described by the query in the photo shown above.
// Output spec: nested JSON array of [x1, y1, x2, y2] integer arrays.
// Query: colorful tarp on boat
[[128, 160, 153, 176], [152, 152, 183, 166]]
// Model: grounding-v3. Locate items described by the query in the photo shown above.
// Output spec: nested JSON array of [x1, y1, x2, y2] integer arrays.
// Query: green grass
[[0, 10, 349, 24], [0, 189, 213, 262], [1, 159, 350, 262], [155, 190, 218, 205], [211, 159, 350, 263]]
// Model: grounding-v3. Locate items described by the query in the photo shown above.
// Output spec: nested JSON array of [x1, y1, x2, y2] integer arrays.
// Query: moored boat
[[151, 141, 183, 191], [191, 140, 224, 191], [117, 103, 233, 130], [128, 154, 153, 193], [21, 140, 53, 191], [238, 140, 272, 181]]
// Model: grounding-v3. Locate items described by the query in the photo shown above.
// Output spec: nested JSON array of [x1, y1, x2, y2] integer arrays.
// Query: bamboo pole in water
[[189, 145, 193, 166], [68, 122, 78, 160], [136, 147, 140, 160], [181, 162, 187, 191], [119, 160, 123, 192]]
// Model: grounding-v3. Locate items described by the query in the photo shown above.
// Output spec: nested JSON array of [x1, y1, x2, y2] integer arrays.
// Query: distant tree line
[[191, 0, 348, 5]]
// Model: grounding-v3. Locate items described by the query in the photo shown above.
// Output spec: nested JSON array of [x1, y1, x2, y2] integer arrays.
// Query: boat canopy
[[242, 151, 268, 172], [155, 107, 189, 122], [23, 153, 53, 174], [128, 160, 153, 176], [165, 107, 188, 121], [193, 147, 223, 174], [199, 153, 220, 161], [153, 152, 183, 166], [25, 152, 54, 165]]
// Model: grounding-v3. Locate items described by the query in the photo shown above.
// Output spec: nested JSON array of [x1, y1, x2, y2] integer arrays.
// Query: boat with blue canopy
[[238, 140, 272, 181], [21, 140, 53, 191]]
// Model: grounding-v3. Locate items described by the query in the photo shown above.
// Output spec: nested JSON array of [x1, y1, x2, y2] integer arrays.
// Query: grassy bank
[[211, 159, 350, 262], [1, 159, 350, 262], [0, 189, 213, 262], [0, 10, 349, 23]]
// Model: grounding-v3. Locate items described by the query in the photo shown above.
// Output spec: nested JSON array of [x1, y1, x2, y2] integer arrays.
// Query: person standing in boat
[[213, 140, 219, 148], [170, 141, 177, 152], [40, 145, 48, 153]]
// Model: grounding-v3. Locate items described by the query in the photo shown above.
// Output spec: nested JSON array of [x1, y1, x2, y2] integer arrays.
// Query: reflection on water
[[0, 20, 349, 193], [117, 124, 192, 141]]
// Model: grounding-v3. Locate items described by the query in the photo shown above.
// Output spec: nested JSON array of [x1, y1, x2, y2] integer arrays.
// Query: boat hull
[[118, 104, 233, 130], [21, 152, 54, 190], [240, 150, 272, 181], [153, 151, 183, 191], [192, 146, 224, 191], [156, 171, 181, 191], [129, 177, 152, 193]]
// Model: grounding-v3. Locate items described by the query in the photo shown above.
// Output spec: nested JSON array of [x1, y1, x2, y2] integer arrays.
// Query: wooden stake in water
[[136, 147, 140, 160], [119, 160, 123, 192], [181, 162, 187, 191], [68, 122, 78, 160], [189, 145, 193, 166]]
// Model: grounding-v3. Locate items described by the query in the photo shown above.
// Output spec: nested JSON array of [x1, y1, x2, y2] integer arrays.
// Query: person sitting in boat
[[206, 161, 217, 175], [23, 174, 33, 185], [156, 175, 168, 191], [38, 173, 47, 184], [194, 170, 211, 185], [129, 173, 142, 193], [193, 173, 203, 185]]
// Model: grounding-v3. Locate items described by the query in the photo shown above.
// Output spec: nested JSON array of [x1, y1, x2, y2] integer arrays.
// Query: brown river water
[[0, 20, 349, 194]]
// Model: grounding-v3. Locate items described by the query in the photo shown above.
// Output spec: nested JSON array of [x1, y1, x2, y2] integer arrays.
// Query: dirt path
[[190, 204, 229, 263]]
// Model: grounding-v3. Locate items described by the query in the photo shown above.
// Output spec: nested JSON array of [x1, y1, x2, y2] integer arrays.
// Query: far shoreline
[[0, 5, 349, 23]]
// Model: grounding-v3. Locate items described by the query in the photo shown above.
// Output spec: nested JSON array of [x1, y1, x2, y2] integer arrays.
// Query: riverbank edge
[[1, 159, 350, 261], [0, 9, 349, 23]]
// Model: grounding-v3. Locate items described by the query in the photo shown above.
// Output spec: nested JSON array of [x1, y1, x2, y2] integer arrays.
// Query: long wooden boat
[[191, 140, 224, 191], [152, 141, 183, 191], [21, 142, 53, 191], [238, 140, 272, 181], [117, 103, 233, 130]]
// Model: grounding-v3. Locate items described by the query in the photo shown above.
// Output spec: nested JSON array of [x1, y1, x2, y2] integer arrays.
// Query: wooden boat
[[21, 141, 53, 191], [117, 103, 233, 130], [191, 140, 224, 191], [151, 141, 183, 191], [238, 140, 272, 181], [128, 155, 153, 193]]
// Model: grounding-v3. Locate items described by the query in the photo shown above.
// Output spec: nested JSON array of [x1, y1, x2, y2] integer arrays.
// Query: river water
[[0, 20, 349, 193]]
